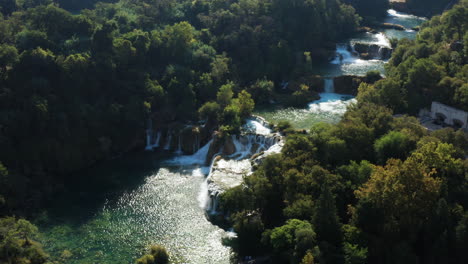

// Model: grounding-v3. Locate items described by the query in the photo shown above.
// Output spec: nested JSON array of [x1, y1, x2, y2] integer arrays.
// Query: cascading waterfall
[[324, 78, 334, 93], [175, 135, 183, 154], [166, 139, 214, 165], [206, 131, 284, 214], [374, 32, 391, 47], [145, 129, 152, 150], [331, 43, 355, 64], [145, 130, 161, 151], [164, 132, 172, 150], [210, 193, 219, 215], [378, 46, 384, 59]]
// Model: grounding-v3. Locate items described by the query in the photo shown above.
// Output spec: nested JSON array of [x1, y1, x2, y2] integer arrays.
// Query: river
[[255, 9, 426, 130], [38, 9, 426, 264]]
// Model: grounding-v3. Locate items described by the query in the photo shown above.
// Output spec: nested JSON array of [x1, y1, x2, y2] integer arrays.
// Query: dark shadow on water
[[42, 150, 172, 226]]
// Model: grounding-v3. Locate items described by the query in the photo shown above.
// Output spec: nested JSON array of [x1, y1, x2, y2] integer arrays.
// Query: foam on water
[[165, 140, 213, 165], [309, 93, 357, 115], [244, 119, 272, 135], [198, 178, 210, 209], [331, 44, 355, 65], [374, 32, 391, 47], [388, 9, 425, 19]]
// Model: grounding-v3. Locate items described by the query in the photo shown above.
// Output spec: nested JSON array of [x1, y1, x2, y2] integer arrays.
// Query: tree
[[0, 0, 17, 15], [301, 251, 315, 264], [235, 90, 255, 118], [149, 245, 169, 264], [216, 82, 234, 107], [268, 219, 317, 263], [374, 79, 407, 113], [353, 157, 442, 263], [456, 212, 468, 263], [232, 210, 265, 256], [135, 245, 169, 264], [0, 217, 48, 264], [0, 44, 18, 72], [313, 183, 344, 264], [15, 29, 51, 51], [248, 79, 274, 105], [198, 101, 220, 122], [374, 131, 414, 164]]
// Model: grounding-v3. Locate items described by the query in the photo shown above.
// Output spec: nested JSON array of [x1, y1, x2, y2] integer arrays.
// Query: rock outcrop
[[145, 122, 213, 154], [333, 75, 366, 95], [353, 42, 393, 60], [380, 23, 406, 31]]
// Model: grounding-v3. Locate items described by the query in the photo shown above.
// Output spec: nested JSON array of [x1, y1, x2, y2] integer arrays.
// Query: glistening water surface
[[255, 92, 356, 130], [38, 151, 234, 264]]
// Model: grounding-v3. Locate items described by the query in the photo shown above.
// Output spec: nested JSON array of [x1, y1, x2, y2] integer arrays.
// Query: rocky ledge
[[353, 42, 393, 60]]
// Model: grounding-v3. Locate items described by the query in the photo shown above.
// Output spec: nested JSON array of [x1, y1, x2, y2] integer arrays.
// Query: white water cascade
[[175, 135, 183, 155], [204, 128, 283, 214], [331, 43, 356, 65], [164, 132, 172, 150], [324, 78, 334, 93], [163, 117, 284, 214], [309, 78, 357, 116], [145, 119, 161, 151], [166, 139, 214, 166], [387, 9, 424, 20]]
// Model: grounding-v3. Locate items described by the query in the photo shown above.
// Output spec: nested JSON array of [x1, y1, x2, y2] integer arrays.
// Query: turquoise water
[[384, 9, 427, 40], [37, 152, 234, 264], [255, 93, 356, 130]]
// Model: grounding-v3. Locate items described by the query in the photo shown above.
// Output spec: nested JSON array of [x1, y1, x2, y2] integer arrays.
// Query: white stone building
[[431, 102, 468, 129]]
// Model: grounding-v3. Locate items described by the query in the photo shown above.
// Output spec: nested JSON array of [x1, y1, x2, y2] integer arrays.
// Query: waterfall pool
[[38, 148, 235, 264]]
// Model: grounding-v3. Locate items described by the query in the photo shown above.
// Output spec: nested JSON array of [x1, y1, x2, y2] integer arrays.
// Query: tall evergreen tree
[[313, 183, 344, 264]]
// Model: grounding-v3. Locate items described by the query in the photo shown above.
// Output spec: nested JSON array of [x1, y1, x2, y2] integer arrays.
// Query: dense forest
[[0, 0, 467, 263]]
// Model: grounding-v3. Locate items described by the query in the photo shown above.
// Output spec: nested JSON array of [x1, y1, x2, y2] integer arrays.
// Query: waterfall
[[198, 178, 210, 210], [154, 132, 161, 148], [145, 128, 161, 151], [145, 129, 152, 150], [145, 118, 154, 150], [331, 43, 356, 64], [378, 46, 384, 59], [166, 140, 214, 165], [175, 135, 183, 154], [244, 118, 272, 135], [229, 135, 253, 160], [164, 132, 172, 150], [205, 133, 284, 214], [210, 193, 219, 215], [324, 78, 334, 93], [375, 32, 391, 47]]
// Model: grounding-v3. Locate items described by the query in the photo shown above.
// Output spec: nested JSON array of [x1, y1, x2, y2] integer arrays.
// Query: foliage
[[135, 245, 169, 264], [374, 131, 414, 163], [232, 210, 265, 256], [0, 217, 49, 264], [267, 219, 317, 263]]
